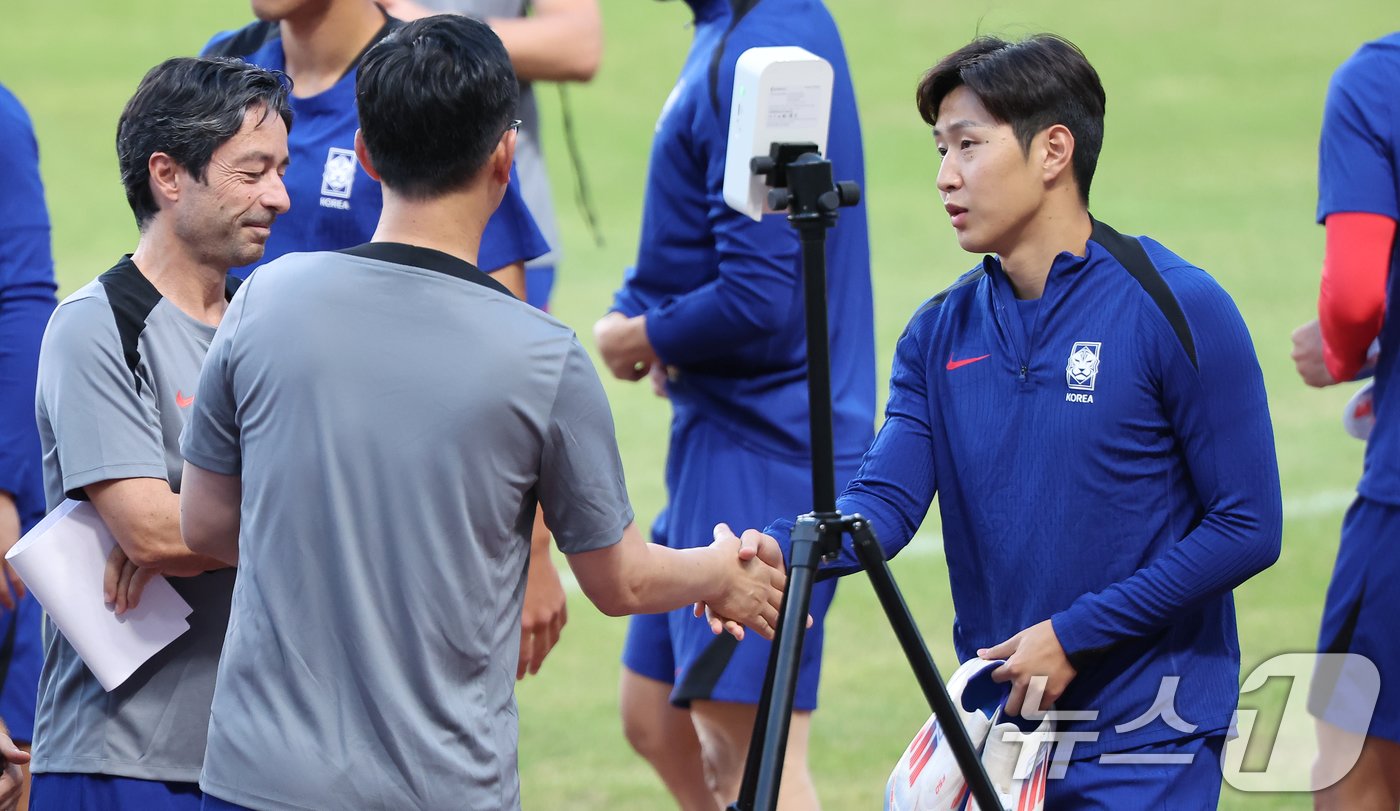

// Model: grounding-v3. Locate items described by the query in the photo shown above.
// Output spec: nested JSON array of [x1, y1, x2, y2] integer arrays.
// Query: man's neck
[[279, 0, 386, 97], [371, 187, 492, 269], [996, 199, 1093, 300], [129, 225, 230, 327]]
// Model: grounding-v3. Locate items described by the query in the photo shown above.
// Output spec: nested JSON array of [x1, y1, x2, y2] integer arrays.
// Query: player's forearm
[[488, 3, 602, 83], [571, 525, 729, 617], [602, 546, 728, 616], [1053, 501, 1281, 659], [86, 479, 228, 573], [1318, 212, 1396, 381], [179, 462, 242, 567], [645, 276, 795, 366]]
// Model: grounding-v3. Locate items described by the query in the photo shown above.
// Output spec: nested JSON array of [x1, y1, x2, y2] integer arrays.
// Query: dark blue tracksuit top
[[612, 0, 875, 465], [779, 220, 1283, 756]]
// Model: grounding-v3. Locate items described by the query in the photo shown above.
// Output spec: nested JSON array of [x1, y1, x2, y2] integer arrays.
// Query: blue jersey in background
[[612, 0, 876, 465], [204, 21, 549, 279], [0, 83, 59, 743]]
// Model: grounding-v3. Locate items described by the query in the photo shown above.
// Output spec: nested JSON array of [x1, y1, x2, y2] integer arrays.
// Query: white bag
[[885, 658, 1056, 811]]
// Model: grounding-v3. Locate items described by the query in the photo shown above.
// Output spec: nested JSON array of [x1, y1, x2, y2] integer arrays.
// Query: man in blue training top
[[204, 0, 571, 682], [0, 81, 58, 810], [595, 0, 875, 807], [719, 34, 1282, 806], [1288, 32, 1400, 810], [203, 0, 548, 289]]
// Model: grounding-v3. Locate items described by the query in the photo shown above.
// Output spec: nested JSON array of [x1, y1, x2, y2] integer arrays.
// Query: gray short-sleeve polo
[[31, 257, 236, 782], [182, 243, 632, 811]]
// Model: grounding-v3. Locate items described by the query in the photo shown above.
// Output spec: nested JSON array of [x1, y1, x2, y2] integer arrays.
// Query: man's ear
[[489, 128, 516, 187], [354, 129, 382, 182], [1042, 124, 1076, 187], [148, 152, 182, 208]]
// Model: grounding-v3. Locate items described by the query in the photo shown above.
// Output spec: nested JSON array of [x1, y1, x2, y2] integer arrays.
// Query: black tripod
[[726, 142, 1002, 811]]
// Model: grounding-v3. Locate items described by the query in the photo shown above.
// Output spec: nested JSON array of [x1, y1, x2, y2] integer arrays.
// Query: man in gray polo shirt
[[30, 59, 291, 809], [179, 16, 785, 811]]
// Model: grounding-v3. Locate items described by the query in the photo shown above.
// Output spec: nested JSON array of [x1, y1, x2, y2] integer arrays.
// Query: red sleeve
[[1319, 211, 1397, 381]]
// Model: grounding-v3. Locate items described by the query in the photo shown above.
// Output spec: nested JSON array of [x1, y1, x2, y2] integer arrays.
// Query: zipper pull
[[1019, 365, 1028, 382]]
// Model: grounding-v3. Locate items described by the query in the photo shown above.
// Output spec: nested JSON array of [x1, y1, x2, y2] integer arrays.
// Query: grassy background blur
[[3, 1, 1396, 807]]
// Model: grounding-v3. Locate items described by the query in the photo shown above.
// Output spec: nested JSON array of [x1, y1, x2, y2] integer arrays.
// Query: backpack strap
[[1090, 217, 1198, 371]]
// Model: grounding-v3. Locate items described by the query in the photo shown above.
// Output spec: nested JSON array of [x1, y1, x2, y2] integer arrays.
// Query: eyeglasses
[[505, 119, 522, 135]]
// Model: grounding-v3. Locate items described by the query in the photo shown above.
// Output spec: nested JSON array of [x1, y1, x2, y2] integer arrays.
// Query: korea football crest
[[319, 147, 357, 210], [1065, 341, 1101, 403]]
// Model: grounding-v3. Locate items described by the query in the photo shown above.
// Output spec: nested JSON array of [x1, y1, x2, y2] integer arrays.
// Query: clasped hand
[[696, 523, 813, 641], [104, 545, 156, 615], [697, 523, 790, 641]]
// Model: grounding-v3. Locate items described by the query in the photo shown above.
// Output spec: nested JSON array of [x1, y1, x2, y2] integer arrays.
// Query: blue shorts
[[1310, 496, 1400, 742], [30, 773, 203, 811], [1045, 735, 1224, 809], [0, 592, 43, 742], [621, 412, 848, 711]]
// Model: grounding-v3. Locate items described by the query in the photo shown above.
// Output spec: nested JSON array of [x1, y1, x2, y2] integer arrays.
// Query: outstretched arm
[[567, 522, 785, 640], [376, 0, 602, 82]]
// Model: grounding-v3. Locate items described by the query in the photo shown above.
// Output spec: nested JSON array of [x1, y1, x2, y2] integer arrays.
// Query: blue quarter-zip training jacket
[[776, 219, 1282, 756]]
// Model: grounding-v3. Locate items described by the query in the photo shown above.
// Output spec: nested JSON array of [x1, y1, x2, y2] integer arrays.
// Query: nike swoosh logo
[[176, 391, 195, 409], [945, 354, 990, 371]]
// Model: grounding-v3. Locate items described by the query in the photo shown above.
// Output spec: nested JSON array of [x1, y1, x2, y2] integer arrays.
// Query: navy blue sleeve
[[479, 165, 550, 272], [1052, 267, 1283, 656], [643, 105, 801, 366], [765, 314, 939, 572], [0, 89, 58, 530]]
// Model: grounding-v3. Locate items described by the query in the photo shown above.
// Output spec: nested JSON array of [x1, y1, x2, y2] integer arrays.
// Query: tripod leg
[[729, 517, 826, 811], [847, 518, 1005, 811]]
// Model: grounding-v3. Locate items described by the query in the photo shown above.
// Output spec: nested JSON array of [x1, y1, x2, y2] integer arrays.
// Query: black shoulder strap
[[707, 0, 762, 117], [202, 20, 280, 59], [98, 258, 162, 395], [1090, 218, 1198, 371]]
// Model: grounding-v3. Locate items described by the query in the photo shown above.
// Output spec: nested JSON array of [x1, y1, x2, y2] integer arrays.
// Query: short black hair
[[117, 56, 292, 228], [356, 15, 518, 199], [916, 35, 1106, 203]]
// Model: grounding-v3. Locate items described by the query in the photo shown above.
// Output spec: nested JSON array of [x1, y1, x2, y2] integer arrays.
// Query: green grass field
[[4, 1, 1396, 807]]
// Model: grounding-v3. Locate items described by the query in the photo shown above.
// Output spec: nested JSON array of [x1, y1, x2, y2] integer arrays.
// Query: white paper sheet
[[6, 499, 193, 691]]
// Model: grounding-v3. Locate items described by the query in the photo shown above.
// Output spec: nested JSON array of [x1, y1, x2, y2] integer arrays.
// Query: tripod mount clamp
[[750, 142, 860, 223], [788, 511, 872, 565]]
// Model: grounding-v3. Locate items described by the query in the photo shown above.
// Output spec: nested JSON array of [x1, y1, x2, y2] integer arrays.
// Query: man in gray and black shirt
[[179, 16, 786, 811], [31, 58, 291, 810]]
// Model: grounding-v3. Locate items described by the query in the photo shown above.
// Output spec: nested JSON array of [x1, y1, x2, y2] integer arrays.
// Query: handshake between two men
[[693, 523, 798, 641]]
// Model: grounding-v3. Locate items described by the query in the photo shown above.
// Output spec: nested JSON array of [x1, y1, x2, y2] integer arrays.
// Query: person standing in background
[[1289, 32, 1400, 811], [596, 0, 876, 807], [377, 0, 602, 310], [29, 57, 290, 811], [0, 82, 61, 811]]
